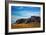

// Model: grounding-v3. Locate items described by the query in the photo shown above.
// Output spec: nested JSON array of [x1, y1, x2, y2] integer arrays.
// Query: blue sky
[[11, 6, 40, 23]]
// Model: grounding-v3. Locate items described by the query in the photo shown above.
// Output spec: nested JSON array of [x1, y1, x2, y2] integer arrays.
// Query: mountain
[[15, 16, 40, 24]]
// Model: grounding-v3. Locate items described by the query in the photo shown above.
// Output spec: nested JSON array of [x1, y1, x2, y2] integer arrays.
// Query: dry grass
[[11, 22, 40, 29]]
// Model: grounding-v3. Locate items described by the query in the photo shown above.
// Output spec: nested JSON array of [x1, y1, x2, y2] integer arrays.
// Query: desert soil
[[11, 22, 40, 29]]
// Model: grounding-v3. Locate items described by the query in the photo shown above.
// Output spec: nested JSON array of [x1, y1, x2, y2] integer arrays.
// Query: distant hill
[[14, 16, 40, 24]]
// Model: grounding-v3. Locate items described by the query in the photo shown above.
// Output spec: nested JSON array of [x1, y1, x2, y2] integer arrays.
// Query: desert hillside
[[11, 16, 40, 29]]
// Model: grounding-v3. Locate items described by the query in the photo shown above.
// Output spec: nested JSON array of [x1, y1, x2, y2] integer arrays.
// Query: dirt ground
[[11, 22, 40, 29]]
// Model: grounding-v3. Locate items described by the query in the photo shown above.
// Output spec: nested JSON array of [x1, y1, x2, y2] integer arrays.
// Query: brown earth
[[11, 22, 40, 29]]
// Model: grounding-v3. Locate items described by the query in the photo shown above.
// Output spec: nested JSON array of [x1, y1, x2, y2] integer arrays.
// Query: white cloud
[[17, 11, 40, 17]]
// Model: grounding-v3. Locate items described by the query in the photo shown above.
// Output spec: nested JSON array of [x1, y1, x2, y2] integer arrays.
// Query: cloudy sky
[[11, 6, 40, 23]]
